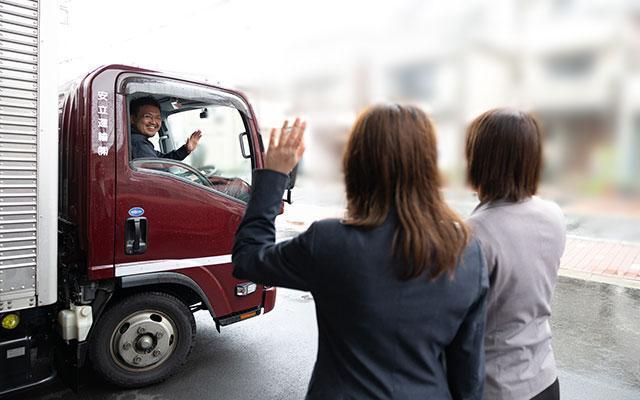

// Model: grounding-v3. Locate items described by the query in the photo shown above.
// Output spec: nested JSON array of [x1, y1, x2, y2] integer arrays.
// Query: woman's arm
[[232, 119, 311, 290], [232, 169, 316, 291], [445, 242, 489, 400]]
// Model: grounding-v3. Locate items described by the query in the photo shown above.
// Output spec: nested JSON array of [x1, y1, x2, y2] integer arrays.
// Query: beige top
[[467, 196, 566, 400]]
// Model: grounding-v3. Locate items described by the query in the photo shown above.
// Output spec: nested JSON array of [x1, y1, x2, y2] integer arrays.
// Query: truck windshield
[[166, 105, 251, 185], [125, 76, 255, 203], [129, 102, 252, 203]]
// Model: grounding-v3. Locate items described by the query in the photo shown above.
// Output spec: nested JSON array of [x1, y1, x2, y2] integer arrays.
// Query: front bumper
[[0, 309, 56, 397], [262, 286, 277, 314]]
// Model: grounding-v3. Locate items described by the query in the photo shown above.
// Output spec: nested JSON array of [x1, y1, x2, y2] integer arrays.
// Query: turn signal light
[[1, 313, 20, 330], [240, 311, 257, 320]]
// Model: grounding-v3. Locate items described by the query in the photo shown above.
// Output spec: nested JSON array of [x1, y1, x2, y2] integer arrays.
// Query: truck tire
[[89, 292, 196, 388]]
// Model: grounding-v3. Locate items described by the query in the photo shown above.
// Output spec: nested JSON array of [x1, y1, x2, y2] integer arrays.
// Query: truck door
[[114, 75, 263, 317]]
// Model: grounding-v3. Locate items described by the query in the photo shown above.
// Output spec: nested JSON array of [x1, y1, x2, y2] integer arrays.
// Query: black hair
[[130, 96, 161, 116]]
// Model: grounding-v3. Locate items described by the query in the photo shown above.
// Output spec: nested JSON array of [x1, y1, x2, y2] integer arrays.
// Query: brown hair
[[343, 104, 469, 280], [465, 108, 542, 203]]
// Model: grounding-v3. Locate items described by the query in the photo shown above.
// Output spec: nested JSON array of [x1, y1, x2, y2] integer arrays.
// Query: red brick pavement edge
[[560, 236, 640, 285]]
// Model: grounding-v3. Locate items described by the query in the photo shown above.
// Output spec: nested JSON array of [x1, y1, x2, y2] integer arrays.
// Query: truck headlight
[[1, 313, 20, 330], [236, 282, 257, 296]]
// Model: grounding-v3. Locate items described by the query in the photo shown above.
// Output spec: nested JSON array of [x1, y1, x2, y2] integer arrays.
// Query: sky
[[57, 0, 479, 85]]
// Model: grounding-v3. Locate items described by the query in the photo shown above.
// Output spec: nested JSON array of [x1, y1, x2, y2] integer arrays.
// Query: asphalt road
[[13, 277, 640, 400]]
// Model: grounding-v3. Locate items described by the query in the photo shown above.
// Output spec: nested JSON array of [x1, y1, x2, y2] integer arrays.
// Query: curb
[[558, 268, 640, 290]]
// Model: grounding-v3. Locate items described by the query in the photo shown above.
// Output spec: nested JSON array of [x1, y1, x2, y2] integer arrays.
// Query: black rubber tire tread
[[88, 291, 196, 388]]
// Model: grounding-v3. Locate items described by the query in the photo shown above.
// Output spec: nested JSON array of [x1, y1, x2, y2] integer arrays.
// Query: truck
[[0, 0, 287, 396]]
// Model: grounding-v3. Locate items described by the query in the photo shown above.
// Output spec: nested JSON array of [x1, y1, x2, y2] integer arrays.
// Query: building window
[[390, 63, 437, 100], [545, 53, 594, 79]]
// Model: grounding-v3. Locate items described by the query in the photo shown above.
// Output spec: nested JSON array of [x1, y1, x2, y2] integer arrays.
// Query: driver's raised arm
[[161, 130, 202, 161], [186, 130, 203, 153], [160, 144, 190, 161]]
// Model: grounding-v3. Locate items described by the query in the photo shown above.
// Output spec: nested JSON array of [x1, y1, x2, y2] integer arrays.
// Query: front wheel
[[89, 292, 196, 388]]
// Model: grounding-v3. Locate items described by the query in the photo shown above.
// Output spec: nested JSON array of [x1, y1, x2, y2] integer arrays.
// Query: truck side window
[[166, 105, 252, 202]]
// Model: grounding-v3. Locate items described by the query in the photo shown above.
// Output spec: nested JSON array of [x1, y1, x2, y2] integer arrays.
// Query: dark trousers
[[531, 379, 560, 400]]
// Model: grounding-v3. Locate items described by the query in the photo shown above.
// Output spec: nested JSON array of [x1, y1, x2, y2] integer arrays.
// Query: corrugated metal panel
[[0, 0, 36, 311]]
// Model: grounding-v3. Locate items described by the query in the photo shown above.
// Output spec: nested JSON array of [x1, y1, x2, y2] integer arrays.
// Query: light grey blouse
[[467, 197, 566, 400]]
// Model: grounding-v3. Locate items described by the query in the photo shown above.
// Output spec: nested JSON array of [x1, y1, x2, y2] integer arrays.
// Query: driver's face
[[131, 105, 162, 138]]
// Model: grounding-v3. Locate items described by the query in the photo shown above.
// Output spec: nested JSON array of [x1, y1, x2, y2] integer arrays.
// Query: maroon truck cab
[[53, 65, 276, 388]]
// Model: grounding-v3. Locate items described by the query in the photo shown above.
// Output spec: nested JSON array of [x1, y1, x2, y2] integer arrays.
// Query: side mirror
[[284, 164, 299, 204]]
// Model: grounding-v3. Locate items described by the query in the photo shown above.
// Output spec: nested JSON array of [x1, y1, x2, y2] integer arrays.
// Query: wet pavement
[[553, 278, 640, 399], [13, 277, 640, 400]]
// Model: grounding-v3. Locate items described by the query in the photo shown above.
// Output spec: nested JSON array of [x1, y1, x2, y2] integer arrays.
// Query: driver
[[130, 96, 202, 160]]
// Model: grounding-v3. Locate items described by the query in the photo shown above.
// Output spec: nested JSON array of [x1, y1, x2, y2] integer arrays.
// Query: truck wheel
[[89, 292, 196, 388]]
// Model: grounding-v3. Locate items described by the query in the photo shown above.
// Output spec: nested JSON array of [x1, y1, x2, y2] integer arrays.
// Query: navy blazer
[[233, 170, 488, 400]]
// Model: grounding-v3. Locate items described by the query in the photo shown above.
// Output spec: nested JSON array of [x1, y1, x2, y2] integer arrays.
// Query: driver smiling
[[129, 96, 202, 160]]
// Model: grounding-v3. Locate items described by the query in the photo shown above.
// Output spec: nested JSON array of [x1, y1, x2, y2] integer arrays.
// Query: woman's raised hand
[[265, 118, 306, 174]]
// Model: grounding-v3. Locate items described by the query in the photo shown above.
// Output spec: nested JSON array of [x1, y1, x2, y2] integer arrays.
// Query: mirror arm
[[284, 188, 293, 204]]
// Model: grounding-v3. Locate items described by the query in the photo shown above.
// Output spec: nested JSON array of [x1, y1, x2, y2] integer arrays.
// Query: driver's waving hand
[[129, 96, 202, 160]]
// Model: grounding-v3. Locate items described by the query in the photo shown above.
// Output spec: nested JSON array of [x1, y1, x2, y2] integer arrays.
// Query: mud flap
[[54, 338, 88, 393]]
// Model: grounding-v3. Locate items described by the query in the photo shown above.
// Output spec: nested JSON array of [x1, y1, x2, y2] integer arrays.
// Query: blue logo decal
[[128, 207, 145, 217]]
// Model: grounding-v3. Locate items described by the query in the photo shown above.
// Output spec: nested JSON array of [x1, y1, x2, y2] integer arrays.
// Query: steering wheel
[[184, 164, 213, 187], [168, 163, 213, 188], [131, 158, 213, 189], [199, 164, 219, 177]]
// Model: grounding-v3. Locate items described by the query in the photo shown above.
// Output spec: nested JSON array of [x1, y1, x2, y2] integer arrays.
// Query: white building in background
[[269, 0, 638, 192]]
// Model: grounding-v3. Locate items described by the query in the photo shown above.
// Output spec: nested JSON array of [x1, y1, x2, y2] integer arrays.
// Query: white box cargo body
[[0, 0, 57, 313]]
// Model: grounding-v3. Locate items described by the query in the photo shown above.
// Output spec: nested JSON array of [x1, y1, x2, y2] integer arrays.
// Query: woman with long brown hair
[[465, 109, 566, 400], [233, 104, 488, 399]]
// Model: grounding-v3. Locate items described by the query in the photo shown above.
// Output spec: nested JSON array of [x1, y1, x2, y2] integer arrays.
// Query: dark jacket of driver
[[130, 126, 190, 160]]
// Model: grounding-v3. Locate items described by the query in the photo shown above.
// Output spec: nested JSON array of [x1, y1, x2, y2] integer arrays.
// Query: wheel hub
[[136, 334, 155, 351], [111, 311, 177, 370]]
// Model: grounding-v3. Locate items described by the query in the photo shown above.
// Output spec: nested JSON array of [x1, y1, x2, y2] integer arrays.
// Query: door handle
[[125, 217, 148, 255]]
